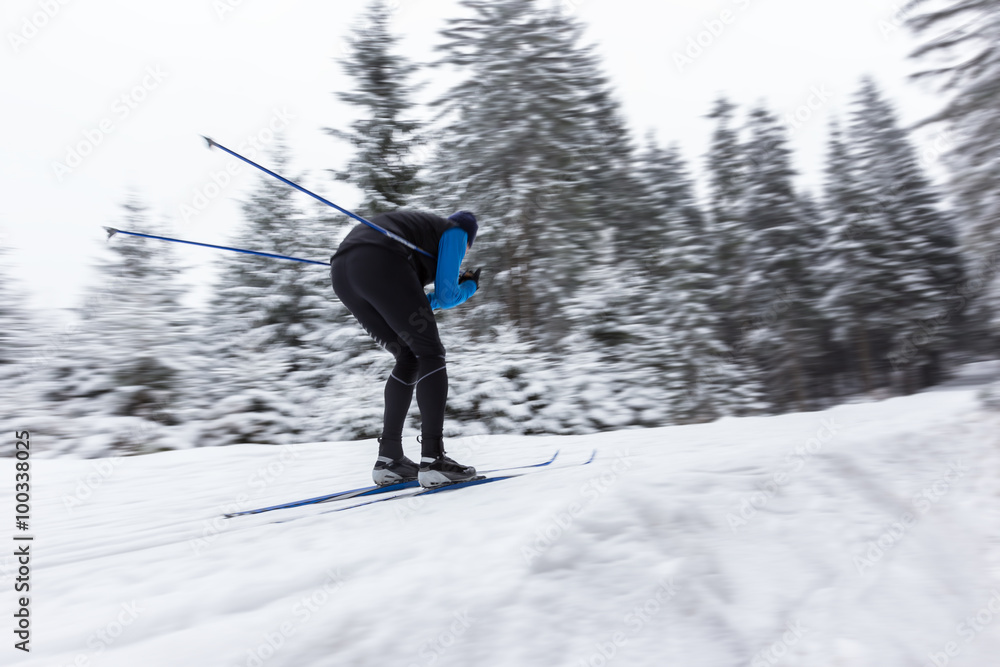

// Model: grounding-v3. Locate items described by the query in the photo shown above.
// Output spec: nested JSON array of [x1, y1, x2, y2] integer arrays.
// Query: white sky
[[0, 0, 944, 320]]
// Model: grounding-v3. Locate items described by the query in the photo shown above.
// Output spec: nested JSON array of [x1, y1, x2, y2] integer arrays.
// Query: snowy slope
[[4, 387, 1000, 667]]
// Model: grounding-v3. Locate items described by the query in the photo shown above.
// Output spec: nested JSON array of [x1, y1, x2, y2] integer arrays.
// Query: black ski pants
[[330, 244, 447, 457]]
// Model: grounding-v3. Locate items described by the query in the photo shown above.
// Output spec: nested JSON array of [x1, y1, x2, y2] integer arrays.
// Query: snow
[[5, 386, 1000, 666]]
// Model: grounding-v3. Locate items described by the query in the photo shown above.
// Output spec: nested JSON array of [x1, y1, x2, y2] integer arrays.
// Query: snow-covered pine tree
[[638, 139, 767, 421], [43, 196, 197, 455], [704, 97, 751, 353], [853, 78, 964, 391], [823, 79, 963, 394], [0, 242, 35, 438], [428, 0, 639, 341], [200, 145, 349, 445], [440, 323, 560, 436], [556, 227, 658, 432], [739, 105, 826, 411], [326, 0, 423, 216], [795, 190, 845, 404], [818, 118, 878, 394], [906, 0, 1000, 350], [0, 244, 31, 376]]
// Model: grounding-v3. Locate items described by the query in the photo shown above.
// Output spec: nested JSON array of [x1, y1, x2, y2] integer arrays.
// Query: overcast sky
[[0, 0, 944, 320]]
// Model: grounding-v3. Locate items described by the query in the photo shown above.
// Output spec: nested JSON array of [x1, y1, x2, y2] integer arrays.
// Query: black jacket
[[332, 210, 456, 286]]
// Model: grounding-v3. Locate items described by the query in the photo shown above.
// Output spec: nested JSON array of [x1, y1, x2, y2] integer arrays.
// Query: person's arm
[[427, 228, 477, 310]]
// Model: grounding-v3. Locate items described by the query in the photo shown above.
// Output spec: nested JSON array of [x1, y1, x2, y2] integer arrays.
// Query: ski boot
[[418, 453, 478, 488], [372, 455, 419, 486]]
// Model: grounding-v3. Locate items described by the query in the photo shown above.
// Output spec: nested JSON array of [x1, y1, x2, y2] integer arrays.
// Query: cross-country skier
[[331, 210, 482, 488]]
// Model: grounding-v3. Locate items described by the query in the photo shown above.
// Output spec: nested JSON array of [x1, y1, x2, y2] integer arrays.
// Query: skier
[[331, 210, 482, 488]]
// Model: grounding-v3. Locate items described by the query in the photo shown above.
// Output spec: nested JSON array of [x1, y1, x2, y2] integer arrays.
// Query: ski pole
[[201, 136, 435, 260], [103, 227, 331, 266]]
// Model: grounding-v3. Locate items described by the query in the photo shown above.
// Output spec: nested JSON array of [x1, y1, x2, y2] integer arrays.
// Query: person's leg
[[413, 361, 448, 459], [343, 247, 450, 459], [377, 358, 449, 459], [381, 348, 418, 451]]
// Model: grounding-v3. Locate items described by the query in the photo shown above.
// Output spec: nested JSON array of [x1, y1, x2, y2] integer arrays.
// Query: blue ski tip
[[201, 135, 216, 149], [103, 226, 118, 240]]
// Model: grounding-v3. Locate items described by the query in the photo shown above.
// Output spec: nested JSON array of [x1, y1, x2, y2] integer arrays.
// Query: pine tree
[[907, 0, 1000, 343], [43, 196, 197, 455], [0, 243, 35, 435], [822, 79, 964, 394], [818, 118, 876, 393], [429, 0, 639, 340], [0, 244, 31, 373], [557, 236, 658, 432], [201, 146, 348, 445], [704, 97, 750, 351], [857, 78, 964, 390], [638, 139, 766, 421], [441, 324, 558, 436], [796, 189, 844, 404], [740, 105, 824, 410], [327, 0, 422, 216]]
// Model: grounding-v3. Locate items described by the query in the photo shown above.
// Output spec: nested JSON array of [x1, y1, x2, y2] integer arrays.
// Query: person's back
[[334, 209, 456, 286]]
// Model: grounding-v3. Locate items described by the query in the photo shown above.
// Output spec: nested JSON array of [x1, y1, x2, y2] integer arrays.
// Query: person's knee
[[397, 325, 446, 360], [392, 348, 419, 382], [417, 352, 447, 375], [414, 337, 446, 360]]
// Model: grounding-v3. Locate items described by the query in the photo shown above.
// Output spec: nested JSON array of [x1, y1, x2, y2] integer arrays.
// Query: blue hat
[[448, 211, 478, 247]]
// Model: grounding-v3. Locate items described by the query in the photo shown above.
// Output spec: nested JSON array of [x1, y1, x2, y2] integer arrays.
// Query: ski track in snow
[[4, 388, 1000, 667]]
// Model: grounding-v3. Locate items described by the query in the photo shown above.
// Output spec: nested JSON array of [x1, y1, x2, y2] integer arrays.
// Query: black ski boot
[[372, 456, 419, 486], [418, 454, 478, 488]]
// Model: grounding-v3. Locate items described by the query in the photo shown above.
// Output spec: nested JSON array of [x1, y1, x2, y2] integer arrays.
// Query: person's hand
[[459, 268, 482, 289]]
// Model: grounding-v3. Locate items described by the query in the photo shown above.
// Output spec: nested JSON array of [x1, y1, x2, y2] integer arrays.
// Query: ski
[[320, 449, 597, 515], [223, 450, 561, 518]]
